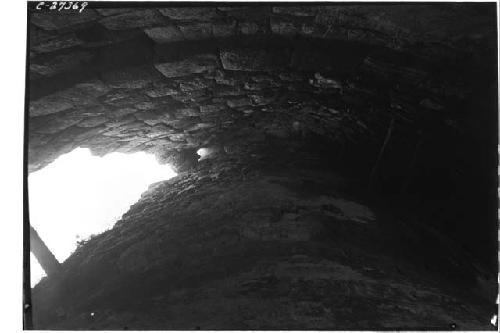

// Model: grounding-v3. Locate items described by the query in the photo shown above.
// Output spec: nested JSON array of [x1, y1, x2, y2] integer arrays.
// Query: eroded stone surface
[[99, 9, 166, 30], [220, 49, 290, 72], [27, 4, 497, 330], [159, 7, 220, 21], [31, 10, 99, 30], [144, 26, 184, 43], [30, 80, 110, 117], [31, 156, 495, 329], [155, 54, 218, 78]]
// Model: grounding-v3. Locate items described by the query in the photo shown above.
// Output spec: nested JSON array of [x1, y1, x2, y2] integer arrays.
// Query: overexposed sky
[[28, 147, 177, 286]]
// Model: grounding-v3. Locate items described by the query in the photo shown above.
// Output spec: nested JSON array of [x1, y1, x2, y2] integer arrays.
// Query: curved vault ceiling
[[28, 4, 496, 173], [26, 3, 498, 330]]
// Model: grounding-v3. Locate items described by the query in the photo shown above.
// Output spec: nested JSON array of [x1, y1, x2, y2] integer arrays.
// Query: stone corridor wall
[[28, 4, 498, 330], [32, 149, 494, 330], [28, 4, 497, 172]]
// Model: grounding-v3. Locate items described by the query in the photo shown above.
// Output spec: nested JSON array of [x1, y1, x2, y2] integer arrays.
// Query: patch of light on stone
[[30, 253, 44, 287], [196, 147, 209, 161], [197, 147, 219, 161], [28, 147, 177, 286]]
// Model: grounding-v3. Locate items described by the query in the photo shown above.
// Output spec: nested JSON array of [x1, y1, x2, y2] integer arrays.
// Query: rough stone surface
[[178, 22, 213, 40], [27, 4, 497, 330], [159, 7, 220, 21], [32, 152, 496, 330], [220, 49, 289, 71], [155, 54, 218, 78], [99, 9, 166, 30], [144, 26, 184, 43], [30, 80, 110, 117], [30, 51, 94, 77], [31, 10, 99, 30]]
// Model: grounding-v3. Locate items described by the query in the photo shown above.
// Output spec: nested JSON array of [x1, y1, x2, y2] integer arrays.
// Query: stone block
[[238, 21, 267, 35], [31, 32, 83, 53], [77, 116, 108, 128], [272, 6, 319, 17], [100, 10, 165, 30], [30, 80, 110, 117], [178, 23, 213, 40], [144, 26, 185, 43], [30, 51, 94, 77], [220, 49, 289, 72], [145, 82, 179, 98], [178, 77, 209, 92], [212, 19, 237, 38], [95, 8, 134, 16], [102, 66, 160, 89], [155, 54, 218, 78], [30, 113, 83, 134], [270, 18, 300, 35], [31, 10, 98, 30], [227, 97, 252, 108], [29, 95, 73, 117], [199, 104, 226, 113], [221, 7, 272, 21], [159, 7, 219, 21]]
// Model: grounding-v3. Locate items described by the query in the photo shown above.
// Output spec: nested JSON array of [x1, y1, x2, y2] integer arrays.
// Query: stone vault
[[27, 3, 498, 330]]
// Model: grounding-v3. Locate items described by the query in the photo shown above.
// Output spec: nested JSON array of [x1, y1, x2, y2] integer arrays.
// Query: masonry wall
[[28, 4, 498, 330], [31, 147, 495, 330]]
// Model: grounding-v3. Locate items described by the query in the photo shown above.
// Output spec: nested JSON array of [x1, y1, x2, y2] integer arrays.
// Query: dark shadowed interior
[[27, 3, 498, 330]]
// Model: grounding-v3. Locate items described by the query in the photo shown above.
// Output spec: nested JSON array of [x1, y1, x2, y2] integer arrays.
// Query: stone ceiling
[[28, 4, 497, 172], [27, 4, 498, 329]]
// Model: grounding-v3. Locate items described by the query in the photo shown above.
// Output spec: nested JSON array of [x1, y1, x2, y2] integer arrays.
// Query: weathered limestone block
[[198, 103, 225, 114], [220, 49, 289, 72], [186, 122, 216, 132], [249, 93, 276, 106], [95, 8, 134, 16], [30, 80, 110, 116], [30, 51, 94, 77], [226, 97, 252, 108], [31, 10, 98, 30], [178, 22, 213, 40], [30, 112, 83, 134], [309, 73, 343, 90], [29, 95, 73, 117], [244, 79, 279, 91], [145, 82, 179, 98], [176, 107, 200, 117], [177, 77, 209, 92], [155, 54, 219, 78], [212, 84, 243, 96], [99, 10, 165, 30], [270, 17, 301, 36], [159, 7, 220, 21], [221, 6, 272, 21], [361, 56, 428, 83], [272, 6, 319, 17], [212, 19, 237, 38], [102, 66, 161, 89], [30, 30, 83, 53], [101, 89, 150, 108], [144, 26, 184, 43], [76, 115, 108, 128], [135, 110, 170, 126]]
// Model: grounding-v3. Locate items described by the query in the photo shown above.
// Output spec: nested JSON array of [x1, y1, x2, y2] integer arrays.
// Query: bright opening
[[196, 147, 218, 161], [29, 147, 177, 287], [196, 147, 210, 161]]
